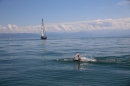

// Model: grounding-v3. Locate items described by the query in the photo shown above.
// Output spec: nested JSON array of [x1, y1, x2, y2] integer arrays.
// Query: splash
[[79, 57, 97, 62], [56, 57, 96, 62]]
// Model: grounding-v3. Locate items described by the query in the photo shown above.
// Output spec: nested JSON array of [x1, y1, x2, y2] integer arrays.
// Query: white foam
[[80, 57, 96, 62]]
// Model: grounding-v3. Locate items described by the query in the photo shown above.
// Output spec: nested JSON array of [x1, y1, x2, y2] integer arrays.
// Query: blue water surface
[[0, 37, 130, 86]]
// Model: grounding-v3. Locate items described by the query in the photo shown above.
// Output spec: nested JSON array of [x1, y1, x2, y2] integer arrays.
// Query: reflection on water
[[74, 61, 81, 70], [41, 40, 45, 44], [73, 61, 93, 70]]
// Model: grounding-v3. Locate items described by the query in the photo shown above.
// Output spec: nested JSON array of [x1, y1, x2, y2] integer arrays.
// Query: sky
[[0, 0, 130, 35]]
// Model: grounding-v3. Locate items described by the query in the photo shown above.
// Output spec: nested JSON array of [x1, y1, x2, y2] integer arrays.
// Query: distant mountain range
[[0, 32, 90, 39], [0, 33, 40, 39], [0, 30, 130, 39]]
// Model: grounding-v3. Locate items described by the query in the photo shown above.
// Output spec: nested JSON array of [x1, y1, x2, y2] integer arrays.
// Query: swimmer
[[74, 53, 81, 61]]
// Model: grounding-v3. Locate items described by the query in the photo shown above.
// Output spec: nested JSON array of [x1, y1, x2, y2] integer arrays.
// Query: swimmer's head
[[77, 53, 80, 57]]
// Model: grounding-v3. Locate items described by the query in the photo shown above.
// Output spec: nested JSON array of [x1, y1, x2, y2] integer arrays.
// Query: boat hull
[[41, 36, 47, 39]]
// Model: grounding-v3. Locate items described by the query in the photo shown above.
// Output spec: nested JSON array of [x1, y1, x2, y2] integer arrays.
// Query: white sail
[[41, 18, 47, 39], [41, 18, 45, 36]]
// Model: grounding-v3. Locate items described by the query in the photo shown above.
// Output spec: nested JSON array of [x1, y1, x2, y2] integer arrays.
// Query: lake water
[[0, 37, 130, 86]]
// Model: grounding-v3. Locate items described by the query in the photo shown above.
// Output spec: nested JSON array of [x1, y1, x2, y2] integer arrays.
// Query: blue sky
[[0, 0, 130, 34]]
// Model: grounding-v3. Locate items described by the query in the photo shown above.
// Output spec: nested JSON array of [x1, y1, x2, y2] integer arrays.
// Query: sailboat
[[41, 18, 47, 39]]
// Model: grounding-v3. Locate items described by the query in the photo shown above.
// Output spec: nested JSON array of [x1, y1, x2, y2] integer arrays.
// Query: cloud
[[0, 18, 130, 33], [7, 24, 12, 30], [117, 0, 130, 5], [45, 18, 130, 32], [0, 24, 41, 33]]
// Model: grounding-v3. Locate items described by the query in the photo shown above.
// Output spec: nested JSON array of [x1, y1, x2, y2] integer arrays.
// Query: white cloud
[[117, 0, 130, 5], [45, 18, 130, 32], [0, 18, 130, 33], [7, 24, 12, 30]]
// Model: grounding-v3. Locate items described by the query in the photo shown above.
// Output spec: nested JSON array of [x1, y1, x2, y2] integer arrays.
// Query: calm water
[[0, 37, 130, 86]]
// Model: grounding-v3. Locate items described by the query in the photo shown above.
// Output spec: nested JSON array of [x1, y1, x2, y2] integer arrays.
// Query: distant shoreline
[[0, 33, 130, 38]]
